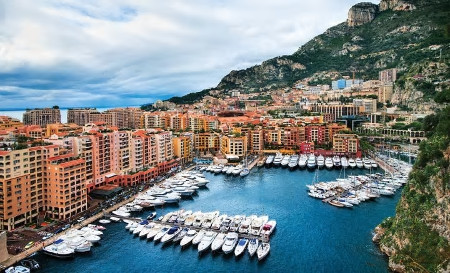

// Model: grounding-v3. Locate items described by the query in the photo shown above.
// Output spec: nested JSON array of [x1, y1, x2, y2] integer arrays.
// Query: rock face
[[347, 2, 379, 27], [379, 0, 416, 11], [376, 110, 450, 273]]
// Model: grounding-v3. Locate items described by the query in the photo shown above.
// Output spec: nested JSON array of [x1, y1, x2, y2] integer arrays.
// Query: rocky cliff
[[373, 106, 450, 272], [347, 2, 379, 27]]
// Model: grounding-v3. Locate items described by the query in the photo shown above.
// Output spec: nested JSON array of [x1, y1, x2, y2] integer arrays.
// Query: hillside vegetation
[[166, 0, 449, 104]]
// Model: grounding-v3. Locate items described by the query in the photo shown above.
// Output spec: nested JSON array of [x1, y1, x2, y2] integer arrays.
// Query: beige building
[[333, 134, 359, 154], [23, 108, 61, 127], [221, 135, 248, 157]]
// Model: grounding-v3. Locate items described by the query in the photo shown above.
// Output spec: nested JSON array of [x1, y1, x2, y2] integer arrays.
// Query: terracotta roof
[[59, 159, 85, 168]]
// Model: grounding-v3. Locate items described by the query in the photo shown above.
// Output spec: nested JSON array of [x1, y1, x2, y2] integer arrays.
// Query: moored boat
[[257, 242, 270, 261]]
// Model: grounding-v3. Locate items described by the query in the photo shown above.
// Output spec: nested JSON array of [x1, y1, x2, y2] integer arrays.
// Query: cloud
[[0, 0, 368, 109]]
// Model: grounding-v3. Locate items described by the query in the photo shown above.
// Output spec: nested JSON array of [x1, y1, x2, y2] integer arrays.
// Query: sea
[[33, 167, 399, 273]]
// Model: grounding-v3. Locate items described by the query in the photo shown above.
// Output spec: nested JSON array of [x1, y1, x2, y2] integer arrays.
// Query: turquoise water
[[35, 167, 399, 273]]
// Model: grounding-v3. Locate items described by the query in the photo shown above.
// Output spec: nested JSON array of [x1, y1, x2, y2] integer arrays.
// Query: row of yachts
[[307, 157, 411, 208], [41, 224, 107, 259], [264, 153, 378, 170], [202, 164, 250, 177], [124, 210, 276, 261], [111, 171, 210, 217]]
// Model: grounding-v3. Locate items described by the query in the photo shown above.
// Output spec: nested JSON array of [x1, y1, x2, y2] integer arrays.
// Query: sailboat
[[240, 153, 250, 177]]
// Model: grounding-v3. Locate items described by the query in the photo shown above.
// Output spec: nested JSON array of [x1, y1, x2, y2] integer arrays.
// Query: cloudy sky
[[0, 0, 367, 109]]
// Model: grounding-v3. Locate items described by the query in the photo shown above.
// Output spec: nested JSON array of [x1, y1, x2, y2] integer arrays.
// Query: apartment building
[[67, 108, 99, 126], [333, 134, 359, 155], [193, 133, 220, 153], [173, 136, 192, 164], [221, 135, 247, 157], [23, 108, 61, 127], [248, 129, 264, 153], [45, 154, 87, 220], [0, 145, 60, 230]]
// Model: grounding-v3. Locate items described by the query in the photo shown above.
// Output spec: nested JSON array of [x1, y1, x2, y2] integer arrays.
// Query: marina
[[27, 160, 404, 273]]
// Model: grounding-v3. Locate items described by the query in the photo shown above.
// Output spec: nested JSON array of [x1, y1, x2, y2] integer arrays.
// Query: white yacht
[[192, 230, 205, 245], [211, 214, 227, 230], [249, 216, 268, 236], [273, 153, 283, 166], [180, 229, 197, 247], [234, 238, 249, 257], [229, 215, 244, 232], [341, 157, 349, 169], [307, 154, 316, 169], [288, 155, 299, 169], [333, 156, 341, 168], [232, 165, 243, 175], [371, 159, 378, 169], [356, 158, 364, 168], [280, 155, 290, 167], [161, 226, 181, 243], [298, 154, 308, 169], [238, 215, 256, 234], [348, 158, 356, 168], [240, 168, 250, 177], [325, 157, 334, 169], [221, 166, 229, 174], [146, 224, 162, 240], [265, 155, 274, 165], [42, 239, 75, 259], [198, 231, 217, 253], [211, 232, 226, 252], [260, 220, 276, 236], [222, 232, 239, 254], [363, 158, 372, 169], [192, 213, 205, 227], [247, 238, 259, 257], [257, 242, 271, 261], [317, 155, 325, 169], [154, 226, 170, 242]]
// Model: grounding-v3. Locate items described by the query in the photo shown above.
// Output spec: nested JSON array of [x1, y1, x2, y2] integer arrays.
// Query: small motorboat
[[329, 199, 345, 208], [5, 266, 30, 273], [257, 242, 270, 261], [234, 238, 249, 257], [147, 212, 157, 220], [247, 238, 259, 257], [239, 168, 249, 177], [99, 219, 111, 224], [146, 224, 162, 240], [260, 220, 276, 236], [20, 259, 40, 271], [110, 217, 121, 222]]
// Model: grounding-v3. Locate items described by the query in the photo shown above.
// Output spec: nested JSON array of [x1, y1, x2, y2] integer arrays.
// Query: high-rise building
[[173, 136, 192, 164], [23, 108, 61, 127], [353, 99, 377, 113]]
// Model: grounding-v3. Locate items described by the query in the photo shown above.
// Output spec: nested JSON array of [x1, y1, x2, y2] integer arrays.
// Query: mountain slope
[[167, 0, 450, 104]]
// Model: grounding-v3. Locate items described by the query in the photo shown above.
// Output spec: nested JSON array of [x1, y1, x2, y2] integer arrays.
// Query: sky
[[0, 0, 368, 109]]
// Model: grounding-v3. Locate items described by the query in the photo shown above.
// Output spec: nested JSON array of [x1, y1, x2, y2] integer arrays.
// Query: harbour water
[[35, 167, 399, 273]]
